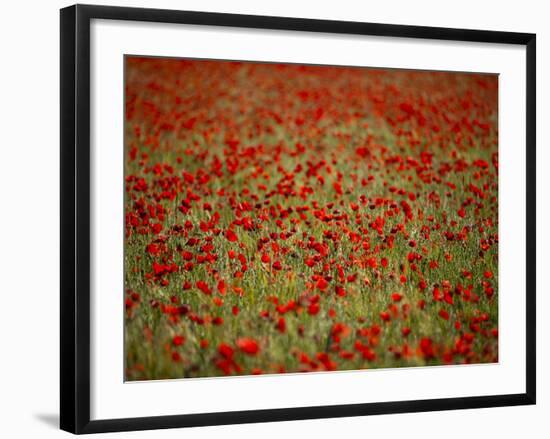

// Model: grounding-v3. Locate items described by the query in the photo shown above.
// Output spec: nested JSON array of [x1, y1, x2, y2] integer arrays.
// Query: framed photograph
[[60, 4, 536, 434]]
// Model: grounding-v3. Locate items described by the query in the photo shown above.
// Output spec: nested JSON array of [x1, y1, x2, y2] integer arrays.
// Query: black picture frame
[[60, 4, 536, 434]]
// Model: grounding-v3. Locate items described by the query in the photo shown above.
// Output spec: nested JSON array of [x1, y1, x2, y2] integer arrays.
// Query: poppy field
[[124, 57, 498, 381]]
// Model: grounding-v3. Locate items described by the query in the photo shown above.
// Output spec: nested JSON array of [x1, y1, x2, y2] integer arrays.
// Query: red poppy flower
[[172, 335, 185, 346], [307, 303, 320, 315], [218, 343, 234, 359], [391, 293, 403, 302], [225, 229, 238, 242], [236, 338, 260, 355]]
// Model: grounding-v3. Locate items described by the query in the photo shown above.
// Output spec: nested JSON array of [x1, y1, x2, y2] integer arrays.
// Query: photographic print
[[124, 56, 499, 381]]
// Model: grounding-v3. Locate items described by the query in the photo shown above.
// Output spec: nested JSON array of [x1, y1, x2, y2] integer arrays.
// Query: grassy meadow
[[124, 58, 498, 380]]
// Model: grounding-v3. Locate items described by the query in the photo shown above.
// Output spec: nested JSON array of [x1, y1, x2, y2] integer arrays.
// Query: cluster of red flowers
[[124, 57, 498, 380]]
